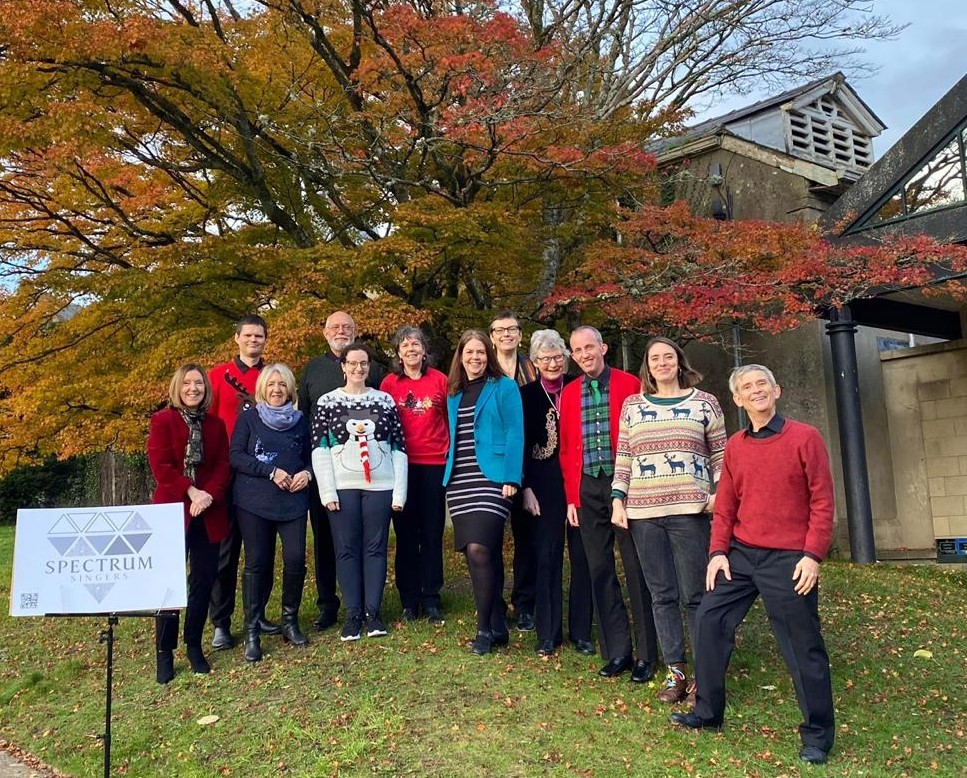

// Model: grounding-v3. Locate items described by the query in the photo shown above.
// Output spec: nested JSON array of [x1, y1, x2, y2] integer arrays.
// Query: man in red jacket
[[672, 364, 835, 766], [207, 314, 271, 650], [559, 326, 657, 681]]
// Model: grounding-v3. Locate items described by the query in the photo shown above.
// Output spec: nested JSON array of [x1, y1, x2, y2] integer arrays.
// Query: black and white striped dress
[[446, 378, 509, 551]]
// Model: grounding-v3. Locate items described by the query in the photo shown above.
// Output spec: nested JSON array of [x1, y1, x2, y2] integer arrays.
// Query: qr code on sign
[[20, 592, 39, 610]]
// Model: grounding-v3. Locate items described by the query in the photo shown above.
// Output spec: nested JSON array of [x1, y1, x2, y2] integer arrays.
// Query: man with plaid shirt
[[559, 326, 657, 680]]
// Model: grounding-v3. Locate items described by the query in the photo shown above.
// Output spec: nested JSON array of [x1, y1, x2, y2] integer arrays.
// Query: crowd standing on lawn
[[147, 313, 838, 765]]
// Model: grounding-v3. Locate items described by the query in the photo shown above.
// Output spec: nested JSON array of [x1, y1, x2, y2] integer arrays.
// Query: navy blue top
[[230, 407, 311, 521]]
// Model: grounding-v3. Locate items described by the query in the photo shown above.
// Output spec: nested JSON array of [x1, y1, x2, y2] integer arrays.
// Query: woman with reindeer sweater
[[610, 337, 726, 706]]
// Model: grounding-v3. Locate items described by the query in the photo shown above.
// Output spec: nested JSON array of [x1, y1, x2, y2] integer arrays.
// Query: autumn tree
[[545, 201, 967, 339], [0, 0, 907, 467]]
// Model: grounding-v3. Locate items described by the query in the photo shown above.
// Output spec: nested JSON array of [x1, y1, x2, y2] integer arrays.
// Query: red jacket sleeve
[[558, 381, 583, 507], [200, 415, 231, 503], [147, 411, 192, 501]]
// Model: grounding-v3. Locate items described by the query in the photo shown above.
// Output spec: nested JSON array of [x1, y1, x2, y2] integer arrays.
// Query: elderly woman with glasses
[[311, 342, 407, 642], [520, 330, 594, 657]]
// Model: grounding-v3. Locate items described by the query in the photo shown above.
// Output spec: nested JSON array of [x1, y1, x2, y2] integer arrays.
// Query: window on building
[[787, 95, 875, 171], [850, 118, 967, 233]]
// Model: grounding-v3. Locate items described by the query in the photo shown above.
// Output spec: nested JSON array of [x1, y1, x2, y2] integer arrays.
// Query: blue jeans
[[328, 489, 393, 617], [628, 514, 710, 665]]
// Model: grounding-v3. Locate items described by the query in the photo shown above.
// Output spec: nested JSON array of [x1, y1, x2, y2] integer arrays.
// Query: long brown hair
[[639, 337, 703, 394], [447, 330, 503, 395]]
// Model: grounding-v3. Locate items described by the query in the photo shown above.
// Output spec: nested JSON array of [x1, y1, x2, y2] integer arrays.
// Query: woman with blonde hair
[[148, 363, 231, 683], [230, 363, 313, 661]]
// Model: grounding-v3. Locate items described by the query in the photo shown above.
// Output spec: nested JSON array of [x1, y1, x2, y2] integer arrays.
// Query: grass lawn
[[1, 524, 965, 777]]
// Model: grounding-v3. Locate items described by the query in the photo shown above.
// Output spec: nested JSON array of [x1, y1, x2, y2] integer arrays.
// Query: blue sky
[[693, 0, 966, 158]]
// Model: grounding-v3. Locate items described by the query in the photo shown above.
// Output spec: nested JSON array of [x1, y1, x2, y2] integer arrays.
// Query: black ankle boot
[[280, 569, 309, 647], [242, 572, 263, 662], [186, 645, 211, 674], [156, 650, 175, 684]]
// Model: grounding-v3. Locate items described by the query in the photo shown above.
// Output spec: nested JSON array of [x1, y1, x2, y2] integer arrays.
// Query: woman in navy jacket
[[147, 363, 231, 684], [230, 363, 312, 662], [444, 330, 524, 655]]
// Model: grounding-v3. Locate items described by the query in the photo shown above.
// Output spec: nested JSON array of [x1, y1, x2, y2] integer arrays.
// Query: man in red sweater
[[671, 364, 835, 766], [207, 314, 272, 650], [559, 326, 657, 681]]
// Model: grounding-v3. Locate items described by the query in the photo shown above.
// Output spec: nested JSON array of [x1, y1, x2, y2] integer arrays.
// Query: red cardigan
[[147, 407, 231, 543], [559, 367, 640, 508]]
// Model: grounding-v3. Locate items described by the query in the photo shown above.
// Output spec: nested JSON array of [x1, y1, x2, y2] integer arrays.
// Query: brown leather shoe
[[685, 679, 697, 708], [657, 663, 688, 703]]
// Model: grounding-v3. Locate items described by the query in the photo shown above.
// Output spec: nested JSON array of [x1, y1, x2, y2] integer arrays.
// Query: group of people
[[147, 309, 837, 765]]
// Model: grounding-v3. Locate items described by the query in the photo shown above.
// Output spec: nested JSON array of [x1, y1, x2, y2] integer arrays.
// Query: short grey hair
[[529, 329, 569, 360], [728, 364, 778, 395], [570, 325, 603, 344]]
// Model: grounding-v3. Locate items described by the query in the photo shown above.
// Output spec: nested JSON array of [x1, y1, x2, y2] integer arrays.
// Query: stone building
[[653, 72, 967, 561]]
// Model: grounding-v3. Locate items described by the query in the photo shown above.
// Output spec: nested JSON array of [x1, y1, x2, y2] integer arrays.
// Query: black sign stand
[[52, 611, 155, 778]]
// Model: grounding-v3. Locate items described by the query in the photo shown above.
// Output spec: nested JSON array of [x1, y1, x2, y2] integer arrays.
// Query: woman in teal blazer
[[444, 329, 524, 655]]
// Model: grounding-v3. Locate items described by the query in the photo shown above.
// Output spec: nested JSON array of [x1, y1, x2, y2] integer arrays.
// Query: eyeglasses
[[491, 325, 521, 335], [344, 361, 369, 369], [535, 354, 566, 365]]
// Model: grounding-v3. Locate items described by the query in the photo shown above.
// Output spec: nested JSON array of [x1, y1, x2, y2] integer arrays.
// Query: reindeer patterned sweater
[[310, 388, 408, 508], [611, 389, 727, 520]]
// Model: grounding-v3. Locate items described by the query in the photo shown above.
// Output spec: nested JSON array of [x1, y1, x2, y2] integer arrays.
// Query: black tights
[[466, 542, 499, 634]]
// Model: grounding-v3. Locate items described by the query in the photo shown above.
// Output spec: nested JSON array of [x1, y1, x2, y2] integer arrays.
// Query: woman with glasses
[[520, 330, 594, 657], [444, 330, 524, 655], [611, 337, 727, 705], [311, 342, 407, 641]]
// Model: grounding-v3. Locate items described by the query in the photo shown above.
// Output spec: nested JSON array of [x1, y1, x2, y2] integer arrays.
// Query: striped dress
[[446, 378, 510, 551]]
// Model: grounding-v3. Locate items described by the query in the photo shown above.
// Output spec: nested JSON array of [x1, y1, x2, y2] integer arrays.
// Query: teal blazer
[[443, 376, 524, 487]]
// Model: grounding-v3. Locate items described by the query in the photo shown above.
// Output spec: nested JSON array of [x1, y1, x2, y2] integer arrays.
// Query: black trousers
[[158, 517, 219, 649], [393, 464, 446, 611], [578, 472, 657, 663], [694, 542, 835, 752], [308, 482, 341, 616], [236, 507, 307, 575], [509, 492, 537, 616]]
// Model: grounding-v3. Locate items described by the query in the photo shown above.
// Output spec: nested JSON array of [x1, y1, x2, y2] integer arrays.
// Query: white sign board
[[9, 503, 188, 616]]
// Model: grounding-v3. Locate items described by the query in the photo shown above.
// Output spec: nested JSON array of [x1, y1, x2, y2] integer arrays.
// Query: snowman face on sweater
[[345, 414, 376, 440]]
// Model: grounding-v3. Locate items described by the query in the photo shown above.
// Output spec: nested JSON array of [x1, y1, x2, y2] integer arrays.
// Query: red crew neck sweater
[[711, 419, 835, 561]]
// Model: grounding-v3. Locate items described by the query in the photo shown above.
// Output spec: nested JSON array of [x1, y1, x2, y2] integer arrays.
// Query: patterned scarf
[[180, 408, 206, 483]]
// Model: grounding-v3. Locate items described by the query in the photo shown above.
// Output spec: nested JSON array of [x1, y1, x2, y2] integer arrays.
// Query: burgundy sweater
[[711, 419, 835, 561]]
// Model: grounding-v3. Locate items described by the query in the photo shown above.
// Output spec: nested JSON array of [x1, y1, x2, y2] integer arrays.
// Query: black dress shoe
[[313, 609, 338, 631], [670, 712, 722, 731], [470, 631, 493, 655], [401, 607, 419, 622], [630, 659, 655, 683], [799, 746, 828, 765], [536, 639, 555, 656], [572, 639, 595, 656], [258, 616, 282, 636], [598, 655, 633, 677], [425, 606, 445, 625], [211, 626, 234, 651], [516, 612, 535, 631], [491, 630, 510, 647]]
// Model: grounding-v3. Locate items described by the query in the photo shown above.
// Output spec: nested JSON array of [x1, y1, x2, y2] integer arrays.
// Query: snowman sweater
[[310, 388, 408, 507]]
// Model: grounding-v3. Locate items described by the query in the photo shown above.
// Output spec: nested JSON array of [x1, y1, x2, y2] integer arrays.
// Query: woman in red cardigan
[[147, 363, 231, 684]]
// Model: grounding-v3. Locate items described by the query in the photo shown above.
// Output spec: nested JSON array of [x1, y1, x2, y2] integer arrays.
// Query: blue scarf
[[256, 401, 303, 431]]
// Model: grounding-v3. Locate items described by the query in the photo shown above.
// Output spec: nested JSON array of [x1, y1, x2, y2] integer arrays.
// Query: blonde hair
[[168, 364, 212, 411], [255, 363, 298, 407]]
